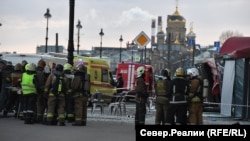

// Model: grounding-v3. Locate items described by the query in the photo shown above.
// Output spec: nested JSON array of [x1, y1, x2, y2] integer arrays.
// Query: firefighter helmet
[[75, 64, 86, 73], [136, 66, 145, 78], [161, 68, 171, 77], [175, 67, 185, 77], [14, 63, 22, 71], [27, 63, 36, 71], [187, 68, 199, 77], [22, 60, 28, 66], [64, 63, 73, 71], [55, 64, 63, 72]]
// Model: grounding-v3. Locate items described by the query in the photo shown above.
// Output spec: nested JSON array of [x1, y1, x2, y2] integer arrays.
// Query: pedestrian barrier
[[90, 92, 108, 114], [109, 92, 127, 116]]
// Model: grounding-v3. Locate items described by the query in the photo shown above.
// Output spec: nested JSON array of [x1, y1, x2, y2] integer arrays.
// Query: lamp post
[[99, 28, 104, 58], [44, 8, 52, 53], [67, 0, 75, 65], [119, 35, 123, 62], [130, 41, 135, 62], [76, 20, 82, 55]]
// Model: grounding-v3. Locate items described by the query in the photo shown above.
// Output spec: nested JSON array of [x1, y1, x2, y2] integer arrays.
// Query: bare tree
[[219, 30, 243, 45]]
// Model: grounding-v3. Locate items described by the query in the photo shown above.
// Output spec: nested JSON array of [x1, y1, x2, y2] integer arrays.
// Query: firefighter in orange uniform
[[44, 64, 66, 126], [71, 64, 90, 126], [187, 67, 208, 125]]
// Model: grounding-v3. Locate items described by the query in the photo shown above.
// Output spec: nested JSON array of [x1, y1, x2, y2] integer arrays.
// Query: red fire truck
[[116, 62, 155, 101]]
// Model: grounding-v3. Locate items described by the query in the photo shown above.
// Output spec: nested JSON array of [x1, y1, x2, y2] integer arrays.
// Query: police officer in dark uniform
[[166, 67, 190, 125]]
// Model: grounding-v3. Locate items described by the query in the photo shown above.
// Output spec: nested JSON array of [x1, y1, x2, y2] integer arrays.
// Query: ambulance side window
[[101, 69, 109, 83]]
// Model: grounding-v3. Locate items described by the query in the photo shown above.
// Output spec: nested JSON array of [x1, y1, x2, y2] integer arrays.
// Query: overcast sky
[[0, 0, 249, 54]]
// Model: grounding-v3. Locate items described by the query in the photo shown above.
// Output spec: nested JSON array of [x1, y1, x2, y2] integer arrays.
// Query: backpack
[[155, 79, 168, 96], [51, 75, 64, 95]]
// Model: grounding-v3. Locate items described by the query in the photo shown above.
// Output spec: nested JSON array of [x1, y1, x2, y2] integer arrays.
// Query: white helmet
[[27, 63, 36, 71], [136, 66, 145, 78], [187, 68, 199, 77]]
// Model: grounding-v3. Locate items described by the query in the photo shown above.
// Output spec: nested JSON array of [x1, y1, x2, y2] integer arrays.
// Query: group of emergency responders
[[154, 66, 209, 125], [0, 59, 90, 126]]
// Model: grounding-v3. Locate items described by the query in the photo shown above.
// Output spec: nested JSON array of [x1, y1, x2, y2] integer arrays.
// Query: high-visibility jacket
[[21, 73, 36, 95]]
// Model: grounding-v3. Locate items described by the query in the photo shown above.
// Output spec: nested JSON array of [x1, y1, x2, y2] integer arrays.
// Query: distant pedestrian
[[166, 67, 190, 125], [112, 73, 124, 102]]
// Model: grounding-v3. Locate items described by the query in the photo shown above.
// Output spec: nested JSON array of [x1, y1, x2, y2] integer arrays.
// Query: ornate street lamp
[[44, 8, 52, 53], [119, 35, 123, 62], [99, 28, 104, 58], [76, 20, 82, 55]]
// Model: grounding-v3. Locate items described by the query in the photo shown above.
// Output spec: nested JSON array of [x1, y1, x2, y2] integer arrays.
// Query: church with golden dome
[[150, 1, 196, 75]]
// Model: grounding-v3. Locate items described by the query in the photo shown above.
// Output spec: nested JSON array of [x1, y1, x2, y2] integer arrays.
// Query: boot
[[45, 121, 52, 125], [36, 116, 43, 124], [51, 120, 58, 125], [82, 121, 86, 126], [24, 113, 33, 124], [72, 123, 82, 126], [59, 122, 65, 126], [3, 110, 8, 117], [67, 117, 75, 123]]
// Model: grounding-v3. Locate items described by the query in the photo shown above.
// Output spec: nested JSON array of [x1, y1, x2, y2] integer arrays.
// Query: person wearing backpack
[[63, 63, 75, 123], [71, 64, 90, 126], [44, 64, 66, 126], [155, 68, 171, 125]]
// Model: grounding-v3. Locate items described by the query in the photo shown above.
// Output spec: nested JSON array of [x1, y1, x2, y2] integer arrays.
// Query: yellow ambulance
[[74, 55, 116, 104]]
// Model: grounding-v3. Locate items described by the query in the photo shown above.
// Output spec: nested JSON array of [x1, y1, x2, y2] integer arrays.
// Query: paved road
[[1, 102, 250, 141], [0, 115, 135, 141]]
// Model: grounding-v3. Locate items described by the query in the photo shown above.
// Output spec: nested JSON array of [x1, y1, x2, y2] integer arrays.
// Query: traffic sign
[[134, 31, 151, 48]]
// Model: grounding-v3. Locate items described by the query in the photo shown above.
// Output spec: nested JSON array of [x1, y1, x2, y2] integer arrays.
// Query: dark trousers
[[135, 102, 146, 125], [66, 95, 75, 121], [23, 94, 37, 123], [4, 91, 18, 112], [166, 103, 188, 125], [36, 92, 47, 122]]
